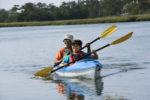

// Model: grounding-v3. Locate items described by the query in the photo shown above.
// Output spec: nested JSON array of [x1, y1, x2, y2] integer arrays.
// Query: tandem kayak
[[54, 59, 103, 79]]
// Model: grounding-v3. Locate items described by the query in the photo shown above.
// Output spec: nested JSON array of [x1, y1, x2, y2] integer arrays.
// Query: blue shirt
[[63, 52, 91, 63]]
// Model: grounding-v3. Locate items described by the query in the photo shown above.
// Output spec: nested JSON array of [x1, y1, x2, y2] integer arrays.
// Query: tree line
[[0, 0, 150, 22]]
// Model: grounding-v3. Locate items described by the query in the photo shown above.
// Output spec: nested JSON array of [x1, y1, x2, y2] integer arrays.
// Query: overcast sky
[[0, 0, 77, 10]]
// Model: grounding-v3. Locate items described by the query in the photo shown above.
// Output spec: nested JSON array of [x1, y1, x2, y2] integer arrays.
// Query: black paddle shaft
[[95, 44, 110, 52], [82, 37, 100, 49], [51, 44, 110, 73]]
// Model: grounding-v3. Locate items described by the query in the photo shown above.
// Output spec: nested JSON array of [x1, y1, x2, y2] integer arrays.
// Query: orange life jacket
[[69, 51, 85, 65]]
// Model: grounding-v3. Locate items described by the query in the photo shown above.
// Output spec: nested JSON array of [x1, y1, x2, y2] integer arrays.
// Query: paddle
[[50, 32, 133, 74], [34, 25, 117, 77], [82, 25, 117, 49]]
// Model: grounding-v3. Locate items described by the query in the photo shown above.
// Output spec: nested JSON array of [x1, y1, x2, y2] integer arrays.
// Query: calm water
[[0, 21, 150, 100]]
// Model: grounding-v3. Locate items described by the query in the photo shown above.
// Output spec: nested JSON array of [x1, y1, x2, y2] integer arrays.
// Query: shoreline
[[0, 14, 150, 27]]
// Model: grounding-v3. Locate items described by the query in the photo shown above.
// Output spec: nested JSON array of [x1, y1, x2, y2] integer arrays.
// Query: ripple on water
[[0, 64, 44, 75], [102, 62, 138, 69]]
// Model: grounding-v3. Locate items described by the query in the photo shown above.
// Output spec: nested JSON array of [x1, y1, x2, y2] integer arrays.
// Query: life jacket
[[69, 51, 85, 65], [63, 47, 72, 59]]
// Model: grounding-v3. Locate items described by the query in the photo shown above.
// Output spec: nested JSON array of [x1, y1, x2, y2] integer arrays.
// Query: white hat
[[64, 34, 73, 42]]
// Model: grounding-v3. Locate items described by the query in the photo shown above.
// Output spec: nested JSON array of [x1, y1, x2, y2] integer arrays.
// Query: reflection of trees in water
[[55, 77, 103, 100]]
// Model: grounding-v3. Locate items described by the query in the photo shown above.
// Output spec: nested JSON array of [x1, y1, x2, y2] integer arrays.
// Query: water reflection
[[54, 77, 103, 100]]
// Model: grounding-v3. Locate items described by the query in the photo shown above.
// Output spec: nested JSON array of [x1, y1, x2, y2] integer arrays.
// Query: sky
[[0, 0, 77, 10]]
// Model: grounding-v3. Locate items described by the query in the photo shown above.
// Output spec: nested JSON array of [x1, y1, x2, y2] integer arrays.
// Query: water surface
[[0, 21, 150, 100]]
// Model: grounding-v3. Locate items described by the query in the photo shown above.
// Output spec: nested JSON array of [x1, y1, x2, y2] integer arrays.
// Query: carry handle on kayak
[[51, 32, 133, 74], [34, 25, 117, 77]]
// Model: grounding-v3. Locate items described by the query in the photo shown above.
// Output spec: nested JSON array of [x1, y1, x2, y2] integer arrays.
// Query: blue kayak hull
[[55, 59, 102, 79]]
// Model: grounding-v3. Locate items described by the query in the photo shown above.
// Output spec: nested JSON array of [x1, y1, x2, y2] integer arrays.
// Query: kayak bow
[[54, 59, 102, 79]]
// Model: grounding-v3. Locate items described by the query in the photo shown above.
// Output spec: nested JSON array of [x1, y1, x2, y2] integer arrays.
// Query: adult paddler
[[54, 34, 74, 64]]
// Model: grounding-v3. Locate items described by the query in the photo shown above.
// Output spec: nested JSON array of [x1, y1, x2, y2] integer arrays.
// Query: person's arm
[[54, 48, 64, 64], [59, 62, 68, 67], [54, 58, 63, 65], [59, 55, 70, 67], [86, 43, 91, 53], [91, 50, 99, 60]]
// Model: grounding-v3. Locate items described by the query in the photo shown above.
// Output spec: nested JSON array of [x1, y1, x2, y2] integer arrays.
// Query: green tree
[[0, 9, 8, 22], [99, 0, 123, 17], [123, 0, 150, 15]]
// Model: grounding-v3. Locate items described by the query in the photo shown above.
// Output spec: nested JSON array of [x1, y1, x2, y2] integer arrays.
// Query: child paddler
[[59, 39, 98, 67]]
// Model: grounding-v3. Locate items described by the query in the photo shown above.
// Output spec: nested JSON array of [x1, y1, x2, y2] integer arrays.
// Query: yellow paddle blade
[[110, 32, 133, 45], [34, 66, 54, 77], [100, 25, 117, 38]]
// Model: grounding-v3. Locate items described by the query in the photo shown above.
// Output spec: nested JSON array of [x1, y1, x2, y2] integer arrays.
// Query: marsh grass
[[0, 14, 150, 27]]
